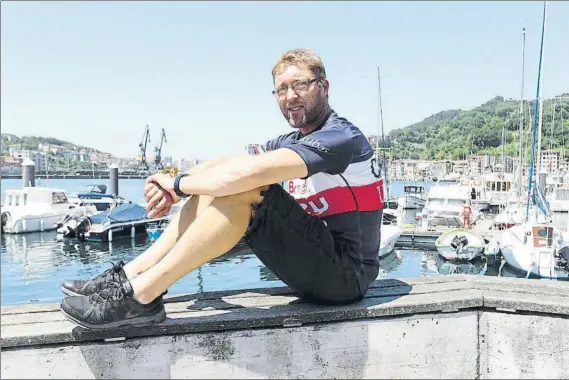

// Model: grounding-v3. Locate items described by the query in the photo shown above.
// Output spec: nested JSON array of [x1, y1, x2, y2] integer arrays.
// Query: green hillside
[[388, 94, 569, 161], [0, 134, 104, 156]]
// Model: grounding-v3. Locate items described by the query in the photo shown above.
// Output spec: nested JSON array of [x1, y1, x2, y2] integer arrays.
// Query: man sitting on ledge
[[60, 48, 385, 330]]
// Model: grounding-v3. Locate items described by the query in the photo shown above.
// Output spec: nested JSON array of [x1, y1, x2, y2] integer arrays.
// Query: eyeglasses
[[272, 77, 321, 97]]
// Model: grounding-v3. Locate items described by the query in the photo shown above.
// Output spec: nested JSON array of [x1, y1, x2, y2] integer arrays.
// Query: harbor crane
[[136, 125, 151, 172], [153, 128, 167, 172]]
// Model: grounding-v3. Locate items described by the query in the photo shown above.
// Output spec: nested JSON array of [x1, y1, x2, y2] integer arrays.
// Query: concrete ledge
[[1, 275, 568, 349], [2, 275, 569, 379]]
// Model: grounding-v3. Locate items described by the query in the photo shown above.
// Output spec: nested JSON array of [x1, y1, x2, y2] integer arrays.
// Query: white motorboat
[[66, 184, 128, 212], [418, 185, 480, 230], [379, 224, 402, 259], [56, 203, 169, 242], [482, 172, 515, 209], [396, 185, 426, 210], [1, 187, 95, 234], [435, 228, 485, 261], [458, 176, 491, 211]]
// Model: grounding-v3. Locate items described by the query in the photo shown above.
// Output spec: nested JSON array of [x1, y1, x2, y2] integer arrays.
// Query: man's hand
[[144, 173, 181, 218]]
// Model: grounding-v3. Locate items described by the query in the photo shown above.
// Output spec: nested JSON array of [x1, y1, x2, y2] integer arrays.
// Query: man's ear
[[320, 79, 330, 97]]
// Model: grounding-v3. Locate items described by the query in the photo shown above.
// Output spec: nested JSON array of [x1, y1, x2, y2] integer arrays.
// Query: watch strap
[[174, 173, 190, 198]]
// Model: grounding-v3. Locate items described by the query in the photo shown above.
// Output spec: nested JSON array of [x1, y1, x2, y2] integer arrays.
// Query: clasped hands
[[144, 173, 183, 219]]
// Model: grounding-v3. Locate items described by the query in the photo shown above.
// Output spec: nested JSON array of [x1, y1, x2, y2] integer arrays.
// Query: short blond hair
[[272, 48, 327, 81]]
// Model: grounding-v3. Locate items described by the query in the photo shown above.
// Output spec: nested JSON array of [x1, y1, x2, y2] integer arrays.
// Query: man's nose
[[286, 87, 299, 101]]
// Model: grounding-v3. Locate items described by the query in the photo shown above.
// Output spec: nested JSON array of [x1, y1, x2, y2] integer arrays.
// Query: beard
[[280, 93, 326, 129]]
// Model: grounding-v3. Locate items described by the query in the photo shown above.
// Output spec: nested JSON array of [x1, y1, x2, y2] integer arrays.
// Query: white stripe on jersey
[[285, 156, 380, 199]]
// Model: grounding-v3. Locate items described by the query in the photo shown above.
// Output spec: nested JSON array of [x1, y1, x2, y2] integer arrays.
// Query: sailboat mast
[[536, 1, 549, 175], [377, 66, 389, 201], [518, 27, 526, 193], [562, 97, 566, 163], [549, 98, 556, 152], [501, 124, 505, 173], [526, 0, 548, 220]]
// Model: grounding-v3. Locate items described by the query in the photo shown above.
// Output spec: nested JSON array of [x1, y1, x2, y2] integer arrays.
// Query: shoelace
[[99, 260, 124, 283], [88, 282, 126, 304]]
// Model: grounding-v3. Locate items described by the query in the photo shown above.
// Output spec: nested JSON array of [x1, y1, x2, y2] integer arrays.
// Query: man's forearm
[[178, 149, 307, 198], [179, 155, 263, 198]]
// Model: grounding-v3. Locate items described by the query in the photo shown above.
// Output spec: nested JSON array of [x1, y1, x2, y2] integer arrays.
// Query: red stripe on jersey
[[293, 179, 384, 217]]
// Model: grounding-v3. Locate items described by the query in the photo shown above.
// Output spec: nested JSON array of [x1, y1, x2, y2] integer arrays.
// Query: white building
[[33, 152, 48, 172], [540, 150, 561, 173], [9, 148, 35, 160]]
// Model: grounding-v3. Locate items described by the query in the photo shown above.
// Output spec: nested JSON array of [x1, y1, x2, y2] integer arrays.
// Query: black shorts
[[244, 184, 366, 305]]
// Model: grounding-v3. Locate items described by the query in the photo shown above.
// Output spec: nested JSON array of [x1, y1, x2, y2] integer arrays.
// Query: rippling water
[[1, 229, 497, 306], [1, 231, 287, 305]]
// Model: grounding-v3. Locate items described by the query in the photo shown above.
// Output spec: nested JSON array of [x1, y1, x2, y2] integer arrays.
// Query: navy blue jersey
[[263, 111, 384, 279]]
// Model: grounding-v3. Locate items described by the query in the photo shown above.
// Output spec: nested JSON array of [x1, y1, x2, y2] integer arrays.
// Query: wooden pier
[[396, 219, 497, 250]]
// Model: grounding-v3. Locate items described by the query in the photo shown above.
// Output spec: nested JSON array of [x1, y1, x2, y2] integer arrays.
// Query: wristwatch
[[173, 173, 190, 198]]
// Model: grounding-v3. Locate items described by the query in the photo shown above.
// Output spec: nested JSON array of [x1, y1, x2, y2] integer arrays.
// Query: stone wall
[[2, 310, 568, 379]]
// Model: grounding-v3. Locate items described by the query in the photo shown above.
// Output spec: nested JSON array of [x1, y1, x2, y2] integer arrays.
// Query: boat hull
[[501, 243, 569, 279], [435, 229, 485, 261], [2, 213, 68, 234], [499, 225, 569, 279], [81, 223, 150, 242], [379, 225, 402, 259]]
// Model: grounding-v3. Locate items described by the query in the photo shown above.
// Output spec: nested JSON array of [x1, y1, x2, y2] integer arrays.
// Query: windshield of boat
[[447, 199, 466, 207], [52, 192, 68, 204], [427, 198, 445, 208], [436, 180, 456, 187]]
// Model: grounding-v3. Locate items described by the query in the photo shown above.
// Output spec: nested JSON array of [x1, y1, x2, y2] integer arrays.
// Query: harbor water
[[0, 178, 565, 306]]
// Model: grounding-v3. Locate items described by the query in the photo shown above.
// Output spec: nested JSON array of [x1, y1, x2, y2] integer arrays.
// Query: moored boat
[[435, 228, 485, 261], [1, 187, 95, 234], [379, 224, 402, 258], [57, 203, 168, 242]]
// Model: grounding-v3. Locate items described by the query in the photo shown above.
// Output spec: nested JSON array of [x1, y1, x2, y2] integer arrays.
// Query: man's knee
[[216, 186, 269, 207]]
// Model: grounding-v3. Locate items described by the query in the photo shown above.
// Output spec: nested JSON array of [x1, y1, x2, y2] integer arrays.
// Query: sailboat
[[375, 67, 399, 210], [495, 5, 569, 279], [499, 187, 569, 278], [376, 67, 402, 256], [492, 27, 529, 229]]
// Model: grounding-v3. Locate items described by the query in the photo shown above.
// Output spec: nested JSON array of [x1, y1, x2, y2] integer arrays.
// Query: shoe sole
[[61, 286, 82, 297], [60, 306, 167, 331]]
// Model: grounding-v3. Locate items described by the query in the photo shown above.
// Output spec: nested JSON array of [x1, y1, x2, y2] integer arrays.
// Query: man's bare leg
[[129, 187, 264, 304], [122, 195, 215, 280]]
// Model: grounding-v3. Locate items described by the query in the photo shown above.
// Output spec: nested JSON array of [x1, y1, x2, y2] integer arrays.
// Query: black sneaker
[[61, 261, 128, 297], [60, 281, 166, 330]]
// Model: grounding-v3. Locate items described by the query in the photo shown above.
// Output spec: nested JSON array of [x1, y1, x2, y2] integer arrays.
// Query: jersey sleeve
[[284, 128, 354, 177], [264, 135, 285, 151]]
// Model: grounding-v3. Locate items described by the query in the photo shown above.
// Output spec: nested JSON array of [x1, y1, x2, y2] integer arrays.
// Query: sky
[[2, 1, 568, 161]]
